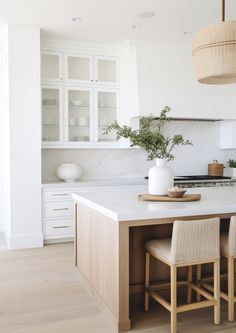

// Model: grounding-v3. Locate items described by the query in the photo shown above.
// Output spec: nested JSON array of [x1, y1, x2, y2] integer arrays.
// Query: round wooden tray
[[138, 194, 201, 202]]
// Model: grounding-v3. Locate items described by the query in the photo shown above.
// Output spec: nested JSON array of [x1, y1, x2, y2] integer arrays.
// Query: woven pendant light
[[192, 0, 236, 84]]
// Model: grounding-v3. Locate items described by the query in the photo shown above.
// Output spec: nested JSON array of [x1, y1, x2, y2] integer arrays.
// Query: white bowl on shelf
[[56, 164, 82, 182]]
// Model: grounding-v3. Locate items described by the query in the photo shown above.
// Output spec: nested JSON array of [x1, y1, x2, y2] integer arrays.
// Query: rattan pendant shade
[[192, 1, 236, 84]]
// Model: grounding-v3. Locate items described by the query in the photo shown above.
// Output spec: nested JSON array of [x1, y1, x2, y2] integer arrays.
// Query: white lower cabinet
[[43, 188, 75, 242], [44, 201, 74, 218], [45, 219, 74, 238]]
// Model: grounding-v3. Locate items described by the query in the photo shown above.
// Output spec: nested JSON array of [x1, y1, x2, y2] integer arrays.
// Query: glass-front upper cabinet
[[42, 86, 62, 143], [66, 87, 92, 143], [95, 57, 119, 85], [65, 54, 92, 83], [96, 89, 119, 143], [41, 52, 63, 81]]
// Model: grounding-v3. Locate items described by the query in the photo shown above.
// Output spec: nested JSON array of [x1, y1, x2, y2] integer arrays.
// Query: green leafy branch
[[104, 106, 192, 161], [228, 159, 236, 168]]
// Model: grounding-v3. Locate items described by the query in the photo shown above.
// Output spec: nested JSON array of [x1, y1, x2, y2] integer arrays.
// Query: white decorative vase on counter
[[232, 168, 236, 179], [56, 164, 82, 182], [148, 158, 174, 195]]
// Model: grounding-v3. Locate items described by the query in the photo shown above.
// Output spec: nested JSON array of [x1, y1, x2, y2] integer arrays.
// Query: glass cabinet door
[[95, 57, 118, 85], [96, 90, 118, 143], [41, 52, 62, 81], [66, 54, 92, 82], [42, 87, 62, 143], [66, 88, 91, 143]]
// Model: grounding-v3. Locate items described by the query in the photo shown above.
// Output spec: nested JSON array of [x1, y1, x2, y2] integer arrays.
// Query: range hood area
[[130, 43, 236, 120]]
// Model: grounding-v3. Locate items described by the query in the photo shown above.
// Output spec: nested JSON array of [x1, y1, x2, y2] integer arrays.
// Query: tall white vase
[[148, 158, 174, 195]]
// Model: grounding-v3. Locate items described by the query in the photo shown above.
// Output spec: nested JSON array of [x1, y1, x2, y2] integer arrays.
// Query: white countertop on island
[[72, 186, 236, 221]]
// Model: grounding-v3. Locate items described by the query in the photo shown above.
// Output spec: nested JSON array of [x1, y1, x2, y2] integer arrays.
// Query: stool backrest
[[170, 217, 220, 264], [228, 216, 236, 256]]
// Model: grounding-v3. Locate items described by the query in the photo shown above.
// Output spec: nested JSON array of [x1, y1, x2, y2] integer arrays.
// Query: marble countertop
[[72, 186, 236, 222], [42, 178, 148, 189]]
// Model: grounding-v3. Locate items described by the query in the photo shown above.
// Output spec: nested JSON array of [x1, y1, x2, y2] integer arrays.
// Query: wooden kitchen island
[[72, 186, 236, 332]]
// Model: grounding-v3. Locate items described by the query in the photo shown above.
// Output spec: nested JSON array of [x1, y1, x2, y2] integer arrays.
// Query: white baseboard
[[6, 233, 44, 250]]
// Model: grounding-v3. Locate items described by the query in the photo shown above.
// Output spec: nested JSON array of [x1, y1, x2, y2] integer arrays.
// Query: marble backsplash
[[42, 121, 236, 181]]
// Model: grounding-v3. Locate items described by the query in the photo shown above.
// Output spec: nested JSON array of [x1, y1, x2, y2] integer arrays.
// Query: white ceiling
[[0, 0, 235, 44]]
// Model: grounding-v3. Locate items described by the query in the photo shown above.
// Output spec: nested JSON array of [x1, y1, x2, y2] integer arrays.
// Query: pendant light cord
[[222, 0, 225, 21]]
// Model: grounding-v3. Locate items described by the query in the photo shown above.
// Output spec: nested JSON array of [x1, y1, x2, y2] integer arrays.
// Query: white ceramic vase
[[232, 168, 236, 179], [56, 164, 82, 182], [148, 158, 174, 195]]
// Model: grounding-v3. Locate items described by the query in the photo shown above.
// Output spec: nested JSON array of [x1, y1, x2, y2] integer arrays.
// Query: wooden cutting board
[[139, 194, 201, 202]]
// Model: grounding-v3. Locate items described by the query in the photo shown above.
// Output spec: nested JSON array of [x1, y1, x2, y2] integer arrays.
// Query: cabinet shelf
[[42, 105, 59, 108], [43, 124, 59, 127], [98, 106, 116, 109], [69, 125, 90, 128], [69, 106, 89, 109]]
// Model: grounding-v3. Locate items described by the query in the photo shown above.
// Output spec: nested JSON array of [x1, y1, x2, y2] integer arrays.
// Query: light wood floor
[[0, 242, 236, 333]]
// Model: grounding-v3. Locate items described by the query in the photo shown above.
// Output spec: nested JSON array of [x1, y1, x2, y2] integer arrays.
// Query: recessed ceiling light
[[132, 25, 141, 30], [138, 11, 155, 19], [72, 17, 82, 23]]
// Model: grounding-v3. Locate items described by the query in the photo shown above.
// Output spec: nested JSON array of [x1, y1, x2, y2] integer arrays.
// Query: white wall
[[42, 121, 236, 182], [0, 25, 10, 235], [2, 25, 42, 249], [134, 43, 236, 119]]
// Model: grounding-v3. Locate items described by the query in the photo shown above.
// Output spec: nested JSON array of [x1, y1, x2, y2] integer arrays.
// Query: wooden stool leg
[[214, 259, 220, 325], [228, 256, 235, 322], [187, 266, 192, 304], [144, 252, 150, 311], [196, 264, 202, 302], [171, 265, 177, 333]]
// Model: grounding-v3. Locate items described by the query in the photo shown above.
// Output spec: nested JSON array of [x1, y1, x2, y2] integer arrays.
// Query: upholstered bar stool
[[144, 217, 220, 333], [220, 216, 236, 322]]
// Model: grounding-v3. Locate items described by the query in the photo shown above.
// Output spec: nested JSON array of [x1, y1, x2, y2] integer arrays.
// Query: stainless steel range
[[145, 175, 236, 188], [174, 175, 236, 188]]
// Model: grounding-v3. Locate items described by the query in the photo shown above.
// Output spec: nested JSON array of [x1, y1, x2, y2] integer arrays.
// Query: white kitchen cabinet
[[64, 53, 119, 85], [95, 88, 119, 143], [43, 189, 74, 242], [42, 85, 63, 144], [41, 49, 121, 148], [65, 86, 93, 143], [41, 51, 63, 82], [220, 121, 236, 149], [95, 56, 119, 85], [65, 53, 93, 83]]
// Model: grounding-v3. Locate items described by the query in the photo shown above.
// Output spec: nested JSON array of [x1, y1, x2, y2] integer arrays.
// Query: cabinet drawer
[[45, 202, 74, 218], [44, 219, 74, 236], [44, 190, 73, 201]]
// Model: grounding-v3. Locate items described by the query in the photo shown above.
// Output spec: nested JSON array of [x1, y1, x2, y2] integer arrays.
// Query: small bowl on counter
[[167, 187, 186, 198]]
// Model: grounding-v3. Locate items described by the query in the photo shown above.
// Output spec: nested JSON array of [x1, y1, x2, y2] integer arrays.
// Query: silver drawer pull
[[52, 194, 69, 196], [53, 208, 69, 211], [53, 226, 69, 229]]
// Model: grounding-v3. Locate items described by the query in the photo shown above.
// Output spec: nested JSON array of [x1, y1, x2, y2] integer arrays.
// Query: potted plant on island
[[104, 106, 192, 195], [228, 159, 236, 179]]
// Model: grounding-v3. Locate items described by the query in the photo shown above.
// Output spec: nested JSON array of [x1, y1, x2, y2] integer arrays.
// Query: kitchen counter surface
[[72, 185, 236, 221], [41, 178, 147, 189]]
